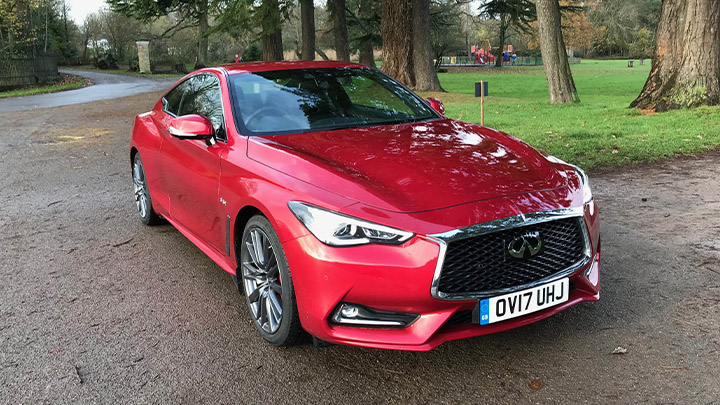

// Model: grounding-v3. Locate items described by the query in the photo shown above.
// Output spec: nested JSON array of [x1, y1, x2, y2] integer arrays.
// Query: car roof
[[218, 60, 371, 75]]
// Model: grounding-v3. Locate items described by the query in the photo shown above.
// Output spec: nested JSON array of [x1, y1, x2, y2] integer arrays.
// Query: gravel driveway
[[1, 90, 718, 404]]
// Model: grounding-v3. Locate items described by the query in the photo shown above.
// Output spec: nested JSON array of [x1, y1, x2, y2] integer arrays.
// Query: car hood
[[247, 119, 568, 213]]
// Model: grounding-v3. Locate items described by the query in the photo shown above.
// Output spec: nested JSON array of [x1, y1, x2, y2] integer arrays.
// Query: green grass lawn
[[0, 73, 88, 98], [419, 59, 720, 169]]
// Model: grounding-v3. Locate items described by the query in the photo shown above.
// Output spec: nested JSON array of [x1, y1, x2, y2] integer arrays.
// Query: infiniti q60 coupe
[[130, 61, 600, 351]]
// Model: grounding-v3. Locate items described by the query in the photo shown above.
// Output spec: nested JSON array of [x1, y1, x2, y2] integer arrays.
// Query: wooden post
[[480, 80, 485, 126]]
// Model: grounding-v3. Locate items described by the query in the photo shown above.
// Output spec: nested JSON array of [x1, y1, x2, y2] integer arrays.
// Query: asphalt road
[[1, 89, 719, 404], [0, 69, 178, 112]]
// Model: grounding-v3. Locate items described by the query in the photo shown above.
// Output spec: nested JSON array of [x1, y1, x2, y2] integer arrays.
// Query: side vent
[[225, 215, 231, 255]]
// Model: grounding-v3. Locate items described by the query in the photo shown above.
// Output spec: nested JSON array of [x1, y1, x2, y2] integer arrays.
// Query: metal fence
[[0, 54, 59, 89], [439, 55, 582, 67]]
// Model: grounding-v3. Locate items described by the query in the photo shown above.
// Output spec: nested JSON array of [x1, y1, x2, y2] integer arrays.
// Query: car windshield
[[228, 68, 438, 135]]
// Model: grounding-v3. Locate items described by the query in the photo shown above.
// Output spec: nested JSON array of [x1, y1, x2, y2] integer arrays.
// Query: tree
[[258, 0, 284, 60], [346, 0, 380, 66], [588, 0, 635, 56], [381, 0, 443, 90], [628, 27, 653, 59], [79, 14, 100, 62], [631, 0, 720, 111], [197, 0, 209, 66], [430, 0, 466, 70], [299, 0, 315, 60], [412, 0, 443, 91], [214, 0, 290, 61], [107, 0, 214, 68], [356, 0, 375, 66], [0, 0, 81, 60], [330, 0, 349, 61], [479, 0, 536, 67], [561, 8, 596, 56], [588, 0, 661, 57], [98, 8, 142, 62], [536, 0, 579, 103], [381, 0, 414, 86]]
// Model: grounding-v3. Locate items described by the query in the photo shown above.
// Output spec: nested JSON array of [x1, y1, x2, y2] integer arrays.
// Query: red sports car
[[130, 61, 600, 351]]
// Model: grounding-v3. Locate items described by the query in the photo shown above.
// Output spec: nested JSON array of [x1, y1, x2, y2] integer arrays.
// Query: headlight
[[573, 166, 593, 205], [288, 201, 414, 247], [543, 155, 592, 205]]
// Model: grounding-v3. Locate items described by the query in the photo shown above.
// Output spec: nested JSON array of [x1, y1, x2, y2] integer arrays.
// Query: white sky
[[68, 0, 107, 24]]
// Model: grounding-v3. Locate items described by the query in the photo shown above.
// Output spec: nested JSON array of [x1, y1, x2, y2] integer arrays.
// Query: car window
[[163, 80, 189, 116], [344, 76, 415, 116], [229, 68, 437, 135], [178, 74, 224, 132]]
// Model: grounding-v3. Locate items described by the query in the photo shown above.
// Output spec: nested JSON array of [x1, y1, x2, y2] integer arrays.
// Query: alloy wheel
[[133, 160, 149, 218], [242, 228, 283, 334]]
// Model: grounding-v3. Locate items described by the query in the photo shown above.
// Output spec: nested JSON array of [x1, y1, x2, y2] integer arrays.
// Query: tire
[[132, 154, 162, 226], [239, 215, 303, 346]]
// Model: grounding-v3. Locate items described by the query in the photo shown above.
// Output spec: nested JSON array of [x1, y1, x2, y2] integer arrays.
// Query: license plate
[[478, 278, 569, 325]]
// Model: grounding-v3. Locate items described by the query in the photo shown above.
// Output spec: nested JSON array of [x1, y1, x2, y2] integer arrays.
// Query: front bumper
[[283, 204, 601, 351]]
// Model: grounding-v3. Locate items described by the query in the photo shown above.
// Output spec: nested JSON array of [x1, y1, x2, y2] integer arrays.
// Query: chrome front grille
[[429, 208, 590, 300]]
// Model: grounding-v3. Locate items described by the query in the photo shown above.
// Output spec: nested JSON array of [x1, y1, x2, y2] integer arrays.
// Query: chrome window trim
[[425, 206, 592, 301]]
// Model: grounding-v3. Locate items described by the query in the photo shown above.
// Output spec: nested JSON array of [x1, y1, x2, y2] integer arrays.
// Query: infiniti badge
[[507, 231, 543, 259]]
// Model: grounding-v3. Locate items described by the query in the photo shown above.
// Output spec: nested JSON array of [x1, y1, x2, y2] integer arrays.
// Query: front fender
[[130, 111, 169, 215]]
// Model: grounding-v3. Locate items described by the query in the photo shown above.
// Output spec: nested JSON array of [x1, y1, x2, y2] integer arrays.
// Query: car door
[[158, 73, 228, 252]]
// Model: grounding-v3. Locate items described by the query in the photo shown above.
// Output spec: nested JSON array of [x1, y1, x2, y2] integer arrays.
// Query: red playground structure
[[472, 45, 496, 64]]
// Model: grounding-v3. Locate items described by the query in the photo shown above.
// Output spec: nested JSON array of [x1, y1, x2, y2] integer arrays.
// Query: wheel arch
[[130, 147, 138, 167], [233, 205, 265, 264]]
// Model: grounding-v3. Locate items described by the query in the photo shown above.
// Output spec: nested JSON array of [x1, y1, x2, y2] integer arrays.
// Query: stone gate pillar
[[136, 41, 151, 74]]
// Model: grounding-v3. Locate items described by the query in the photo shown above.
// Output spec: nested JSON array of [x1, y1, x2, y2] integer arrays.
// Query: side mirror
[[427, 97, 445, 115], [168, 114, 215, 141]]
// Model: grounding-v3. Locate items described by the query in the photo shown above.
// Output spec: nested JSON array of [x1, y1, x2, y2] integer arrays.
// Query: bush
[[127, 59, 139, 72], [94, 52, 119, 70], [242, 44, 262, 62], [629, 28, 654, 59]]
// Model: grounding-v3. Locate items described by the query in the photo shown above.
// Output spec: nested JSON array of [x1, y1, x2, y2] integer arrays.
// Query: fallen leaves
[[529, 379, 543, 391], [611, 346, 628, 355]]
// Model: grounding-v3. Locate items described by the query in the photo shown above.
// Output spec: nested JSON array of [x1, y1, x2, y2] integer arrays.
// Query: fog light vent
[[330, 303, 419, 329]]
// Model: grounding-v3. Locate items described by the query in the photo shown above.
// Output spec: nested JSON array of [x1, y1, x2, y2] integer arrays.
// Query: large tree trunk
[[331, 0, 350, 61], [261, 30, 284, 61], [495, 14, 506, 67], [195, 0, 209, 69], [631, 0, 720, 111], [465, 3, 471, 58], [358, 38, 374, 67], [299, 0, 315, 60], [411, 0, 443, 91], [381, 0, 414, 87], [261, 0, 284, 61], [536, 0, 579, 104], [357, 0, 374, 66], [81, 18, 92, 63]]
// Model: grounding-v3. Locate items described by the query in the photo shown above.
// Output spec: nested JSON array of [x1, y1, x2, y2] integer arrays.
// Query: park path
[[0, 69, 178, 112]]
